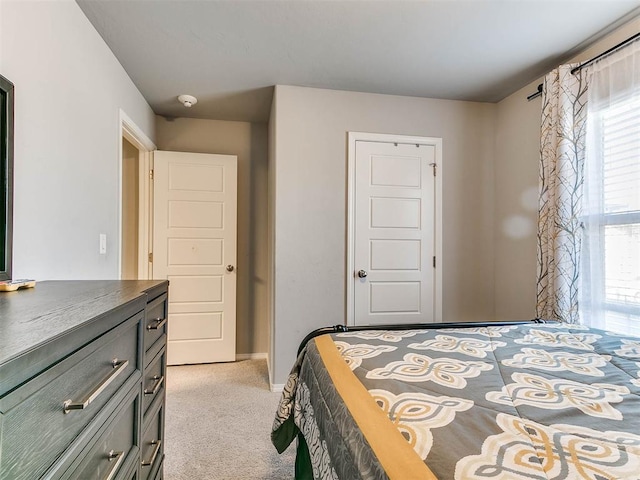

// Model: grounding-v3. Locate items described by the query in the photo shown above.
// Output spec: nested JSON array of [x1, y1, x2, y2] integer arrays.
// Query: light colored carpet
[[164, 360, 296, 479]]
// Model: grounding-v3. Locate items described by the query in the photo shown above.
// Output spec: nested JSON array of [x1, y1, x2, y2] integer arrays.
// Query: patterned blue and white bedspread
[[273, 322, 640, 480]]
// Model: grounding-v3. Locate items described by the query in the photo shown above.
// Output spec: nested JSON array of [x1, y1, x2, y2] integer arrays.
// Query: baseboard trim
[[235, 352, 267, 361], [265, 354, 283, 392], [270, 383, 285, 393]]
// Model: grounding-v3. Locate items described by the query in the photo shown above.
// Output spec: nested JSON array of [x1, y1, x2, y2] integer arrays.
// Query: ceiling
[[77, 0, 640, 123]]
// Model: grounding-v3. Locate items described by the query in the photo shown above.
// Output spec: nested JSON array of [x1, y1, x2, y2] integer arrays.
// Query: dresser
[[0, 280, 169, 480]]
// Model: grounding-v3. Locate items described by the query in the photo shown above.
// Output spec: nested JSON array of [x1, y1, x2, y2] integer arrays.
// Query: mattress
[[272, 322, 640, 480]]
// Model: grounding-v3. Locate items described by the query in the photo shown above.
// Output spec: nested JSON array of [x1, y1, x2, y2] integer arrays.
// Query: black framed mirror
[[1, 74, 14, 281]]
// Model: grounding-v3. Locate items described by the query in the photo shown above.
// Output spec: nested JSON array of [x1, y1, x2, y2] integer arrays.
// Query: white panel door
[[354, 140, 436, 325], [153, 151, 237, 364]]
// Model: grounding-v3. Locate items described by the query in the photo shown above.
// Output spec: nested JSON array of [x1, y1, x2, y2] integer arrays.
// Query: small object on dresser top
[[0, 279, 36, 292]]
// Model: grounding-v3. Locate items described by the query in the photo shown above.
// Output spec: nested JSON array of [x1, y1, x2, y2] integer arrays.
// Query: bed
[[272, 321, 640, 480]]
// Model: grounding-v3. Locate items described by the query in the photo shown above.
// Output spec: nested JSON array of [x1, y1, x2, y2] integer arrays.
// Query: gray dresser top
[[0, 280, 167, 394]]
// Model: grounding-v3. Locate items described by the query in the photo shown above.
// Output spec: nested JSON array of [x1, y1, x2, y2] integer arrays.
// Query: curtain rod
[[571, 31, 640, 75], [527, 31, 640, 100], [527, 83, 543, 101]]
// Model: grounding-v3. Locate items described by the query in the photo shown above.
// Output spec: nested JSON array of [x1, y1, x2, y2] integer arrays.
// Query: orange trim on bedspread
[[315, 335, 437, 480]]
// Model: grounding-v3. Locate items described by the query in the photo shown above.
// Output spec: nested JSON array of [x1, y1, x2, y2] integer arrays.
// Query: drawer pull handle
[[103, 450, 125, 480], [141, 440, 162, 467], [144, 375, 165, 396], [63, 359, 129, 413], [147, 317, 167, 331]]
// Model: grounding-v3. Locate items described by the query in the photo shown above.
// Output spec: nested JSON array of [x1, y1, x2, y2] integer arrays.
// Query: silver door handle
[[146, 317, 167, 331], [63, 359, 129, 413], [141, 440, 162, 467], [357, 270, 368, 278], [103, 450, 125, 480], [144, 375, 165, 396]]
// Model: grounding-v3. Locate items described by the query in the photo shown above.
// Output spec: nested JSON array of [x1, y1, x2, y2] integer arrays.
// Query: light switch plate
[[99, 234, 107, 254]]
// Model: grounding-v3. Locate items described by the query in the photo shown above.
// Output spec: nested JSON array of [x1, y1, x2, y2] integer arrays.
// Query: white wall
[[0, 0, 155, 280], [270, 85, 497, 385], [493, 87, 541, 319], [493, 16, 640, 319], [155, 116, 269, 356]]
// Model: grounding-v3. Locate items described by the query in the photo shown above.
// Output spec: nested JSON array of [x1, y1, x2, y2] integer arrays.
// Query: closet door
[[153, 151, 237, 364], [353, 140, 437, 325]]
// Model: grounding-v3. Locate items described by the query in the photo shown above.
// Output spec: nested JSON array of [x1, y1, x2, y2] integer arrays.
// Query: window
[[582, 92, 640, 334]]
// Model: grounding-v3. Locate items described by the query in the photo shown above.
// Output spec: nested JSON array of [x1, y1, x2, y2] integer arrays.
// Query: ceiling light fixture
[[178, 94, 197, 107]]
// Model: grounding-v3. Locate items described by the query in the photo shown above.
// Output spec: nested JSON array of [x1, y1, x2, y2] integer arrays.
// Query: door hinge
[[433, 256, 436, 268], [148, 252, 153, 263], [430, 163, 437, 176], [149, 169, 154, 180]]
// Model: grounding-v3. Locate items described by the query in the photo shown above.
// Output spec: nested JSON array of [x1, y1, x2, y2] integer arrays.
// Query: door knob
[[226, 265, 235, 272], [357, 269, 368, 278]]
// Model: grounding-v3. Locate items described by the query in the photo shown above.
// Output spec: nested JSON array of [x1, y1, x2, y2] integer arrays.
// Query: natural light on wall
[[581, 41, 640, 335]]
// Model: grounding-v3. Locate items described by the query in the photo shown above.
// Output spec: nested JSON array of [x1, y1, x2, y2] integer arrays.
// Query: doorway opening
[[121, 137, 140, 279], [119, 110, 155, 280]]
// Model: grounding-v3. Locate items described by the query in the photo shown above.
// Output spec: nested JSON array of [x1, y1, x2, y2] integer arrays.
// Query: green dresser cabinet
[[0, 280, 169, 480]]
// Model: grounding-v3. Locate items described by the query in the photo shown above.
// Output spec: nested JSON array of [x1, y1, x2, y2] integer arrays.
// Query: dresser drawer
[[143, 348, 166, 418], [153, 460, 164, 480], [63, 389, 140, 480], [140, 400, 164, 480], [0, 312, 142, 480], [144, 293, 167, 361]]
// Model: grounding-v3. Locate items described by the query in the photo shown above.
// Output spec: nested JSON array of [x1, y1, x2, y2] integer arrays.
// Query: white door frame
[[346, 131, 443, 325], [119, 109, 156, 280]]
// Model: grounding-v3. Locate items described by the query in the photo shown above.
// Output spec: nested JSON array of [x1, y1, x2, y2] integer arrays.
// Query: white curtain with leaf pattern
[[536, 65, 590, 323]]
